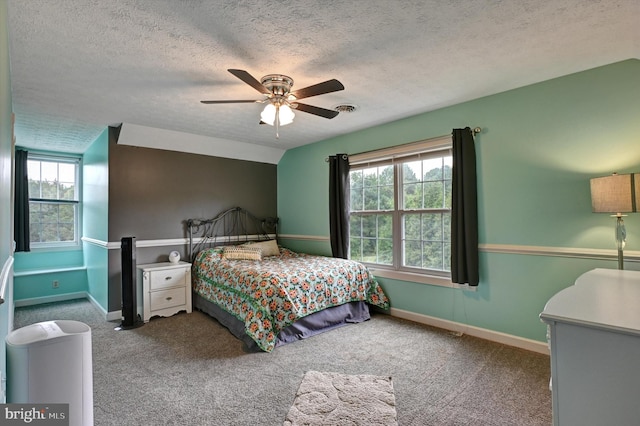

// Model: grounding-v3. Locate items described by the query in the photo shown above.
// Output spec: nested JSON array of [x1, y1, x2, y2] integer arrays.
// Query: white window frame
[[27, 153, 82, 249], [348, 136, 454, 286]]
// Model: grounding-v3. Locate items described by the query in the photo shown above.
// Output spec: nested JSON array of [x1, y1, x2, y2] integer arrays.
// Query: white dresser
[[540, 268, 640, 426], [137, 262, 192, 323]]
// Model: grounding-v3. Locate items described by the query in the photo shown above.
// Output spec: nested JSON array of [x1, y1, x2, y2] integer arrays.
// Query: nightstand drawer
[[149, 268, 187, 291], [150, 287, 186, 311]]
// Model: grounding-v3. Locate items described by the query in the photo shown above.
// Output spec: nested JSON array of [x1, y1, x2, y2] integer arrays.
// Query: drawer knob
[[165, 297, 173, 301], [165, 276, 172, 280]]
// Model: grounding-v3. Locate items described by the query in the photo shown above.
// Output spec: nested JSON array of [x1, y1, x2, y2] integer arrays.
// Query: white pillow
[[246, 239, 280, 257], [223, 245, 262, 261]]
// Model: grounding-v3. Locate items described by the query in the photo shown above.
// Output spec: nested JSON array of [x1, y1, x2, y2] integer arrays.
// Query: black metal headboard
[[186, 207, 278, 261]]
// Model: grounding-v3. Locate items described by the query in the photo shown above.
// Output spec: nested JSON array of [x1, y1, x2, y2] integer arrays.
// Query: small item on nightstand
[[169, 251, 180, 263]]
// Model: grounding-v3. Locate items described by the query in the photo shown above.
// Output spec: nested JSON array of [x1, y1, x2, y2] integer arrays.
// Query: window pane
[[58, 204, 75, 224], [59, 223, 75, 242], [378, 214, 393, 239], [362, 238, 377, 262], [444, 179, 452, 209], [423, 181, 444, 208], [379, 165, 393, 185], [29, 202, 41, 224], [443, 155, 452, 179], [363, 168, 378, 187], [422, 213, 442, 241], [403, 214, 421, 240], [349, 215, 362, 238], [423, 242, 444, 269], [40, 161, 58, 182], [403, 182, 421, 209], [40, 178, 57, 199], [423, 158, 443, 180], [379, 185, 394, 210], [350, 237, 362, 261], [404, 240, 422, 267], [378, 238, 393, 265], [58, 162, 76, 200], [27, 160, 41, 181], [443, 213, 451, 241], [350, 171, 363, 211], [363, 187, 378, 210], [40, 203, 58, 223], [362, 215, 377, 238]]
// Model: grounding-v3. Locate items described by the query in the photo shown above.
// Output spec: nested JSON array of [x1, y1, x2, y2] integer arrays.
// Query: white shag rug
[[284, 371, 398, 426]]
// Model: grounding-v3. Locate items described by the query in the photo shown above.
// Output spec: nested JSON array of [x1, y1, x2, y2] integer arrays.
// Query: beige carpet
[[284, 371, 397, 426]]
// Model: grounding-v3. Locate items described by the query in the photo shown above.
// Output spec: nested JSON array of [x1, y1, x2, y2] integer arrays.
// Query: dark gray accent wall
[[107, 138, 277, 311]]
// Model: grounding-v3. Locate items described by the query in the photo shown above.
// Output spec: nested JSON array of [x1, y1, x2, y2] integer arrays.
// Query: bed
[[187, 207, 390, 352]]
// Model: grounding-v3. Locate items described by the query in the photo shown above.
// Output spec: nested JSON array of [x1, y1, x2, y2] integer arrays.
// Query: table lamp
[[590, 173, 639, 269]]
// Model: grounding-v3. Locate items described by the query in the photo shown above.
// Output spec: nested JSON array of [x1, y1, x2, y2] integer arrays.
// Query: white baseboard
[[106, 310, 121, 321], [14, 292, 87, 308], [14, 292, 549, 355], [84, 292, 120, 322], [14, 291, 120, 323], [389, 307, 549, 355]]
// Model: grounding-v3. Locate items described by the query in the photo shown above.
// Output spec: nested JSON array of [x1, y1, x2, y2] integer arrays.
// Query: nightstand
[[137, 262, 192, 322]]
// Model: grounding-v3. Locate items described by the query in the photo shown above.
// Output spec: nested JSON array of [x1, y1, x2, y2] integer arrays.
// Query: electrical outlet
[[52, 280, 59, 289]]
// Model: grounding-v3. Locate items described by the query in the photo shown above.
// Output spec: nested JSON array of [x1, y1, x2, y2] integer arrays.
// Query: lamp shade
[[590, 173, 638, 213]]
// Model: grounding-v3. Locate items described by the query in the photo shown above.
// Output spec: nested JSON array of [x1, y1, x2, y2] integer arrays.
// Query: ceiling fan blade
[[293, 102, 339, 119], [289, 79, 344, 100], [228, 69, 271, 95], [200, 100, 260, 104]]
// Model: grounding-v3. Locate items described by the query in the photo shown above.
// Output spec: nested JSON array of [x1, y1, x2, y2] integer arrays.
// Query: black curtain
[[328, 154, 350, 259], [14, 149, 30, 252], [451, 128, 479, 286]]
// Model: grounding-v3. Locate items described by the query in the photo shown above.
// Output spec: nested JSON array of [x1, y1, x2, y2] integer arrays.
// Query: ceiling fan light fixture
[[260, 103, 295, 126]]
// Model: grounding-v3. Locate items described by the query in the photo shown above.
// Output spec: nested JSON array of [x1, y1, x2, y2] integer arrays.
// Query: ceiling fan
[[201, 69, 345, 138]]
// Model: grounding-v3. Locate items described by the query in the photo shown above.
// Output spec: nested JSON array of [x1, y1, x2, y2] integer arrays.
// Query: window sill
[[13, 266, 87, 277], [28, 244, 82, 253], [368, 268, 476, 291]]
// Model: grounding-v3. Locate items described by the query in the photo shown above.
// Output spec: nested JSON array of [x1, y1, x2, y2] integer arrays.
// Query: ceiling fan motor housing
[[261, 74, 294, 98]]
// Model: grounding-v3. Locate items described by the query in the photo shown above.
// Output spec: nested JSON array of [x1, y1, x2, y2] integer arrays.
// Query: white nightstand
[[137, 262, 192, 322]]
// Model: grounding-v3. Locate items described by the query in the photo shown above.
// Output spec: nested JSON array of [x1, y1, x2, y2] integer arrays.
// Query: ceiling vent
[[334, 104, 358, 113]]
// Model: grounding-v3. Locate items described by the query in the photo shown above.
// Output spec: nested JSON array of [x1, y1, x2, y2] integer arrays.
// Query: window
[[349, 137, 452, 276], [27, 154, 81, 247]]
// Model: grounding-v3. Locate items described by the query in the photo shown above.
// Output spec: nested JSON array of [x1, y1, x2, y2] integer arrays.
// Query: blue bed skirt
[[193, 292, 371, 352]]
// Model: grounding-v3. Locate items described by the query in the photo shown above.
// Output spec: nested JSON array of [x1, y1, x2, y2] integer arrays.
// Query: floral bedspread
[[192, 246, 390, 352]]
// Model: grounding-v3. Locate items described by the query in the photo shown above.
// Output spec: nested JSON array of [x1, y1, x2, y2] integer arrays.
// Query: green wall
[[12, 129, 109, 308], [82, 129, 109, 310], [277, 59, 640, 343], [1, 0, 15, 382], [12, 212, 88, 303]]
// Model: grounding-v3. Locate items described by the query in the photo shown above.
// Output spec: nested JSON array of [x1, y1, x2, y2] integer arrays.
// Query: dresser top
[[540, 268, 640, 335], [137, 261, 191, 271]]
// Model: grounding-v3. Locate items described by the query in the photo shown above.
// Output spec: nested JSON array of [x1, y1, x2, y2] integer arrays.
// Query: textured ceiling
[[7, 0, 640, 156]]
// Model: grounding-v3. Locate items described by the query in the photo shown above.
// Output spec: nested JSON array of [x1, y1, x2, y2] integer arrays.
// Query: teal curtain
[[14, 149, 30, 252], [451, 128, 479, 286]]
